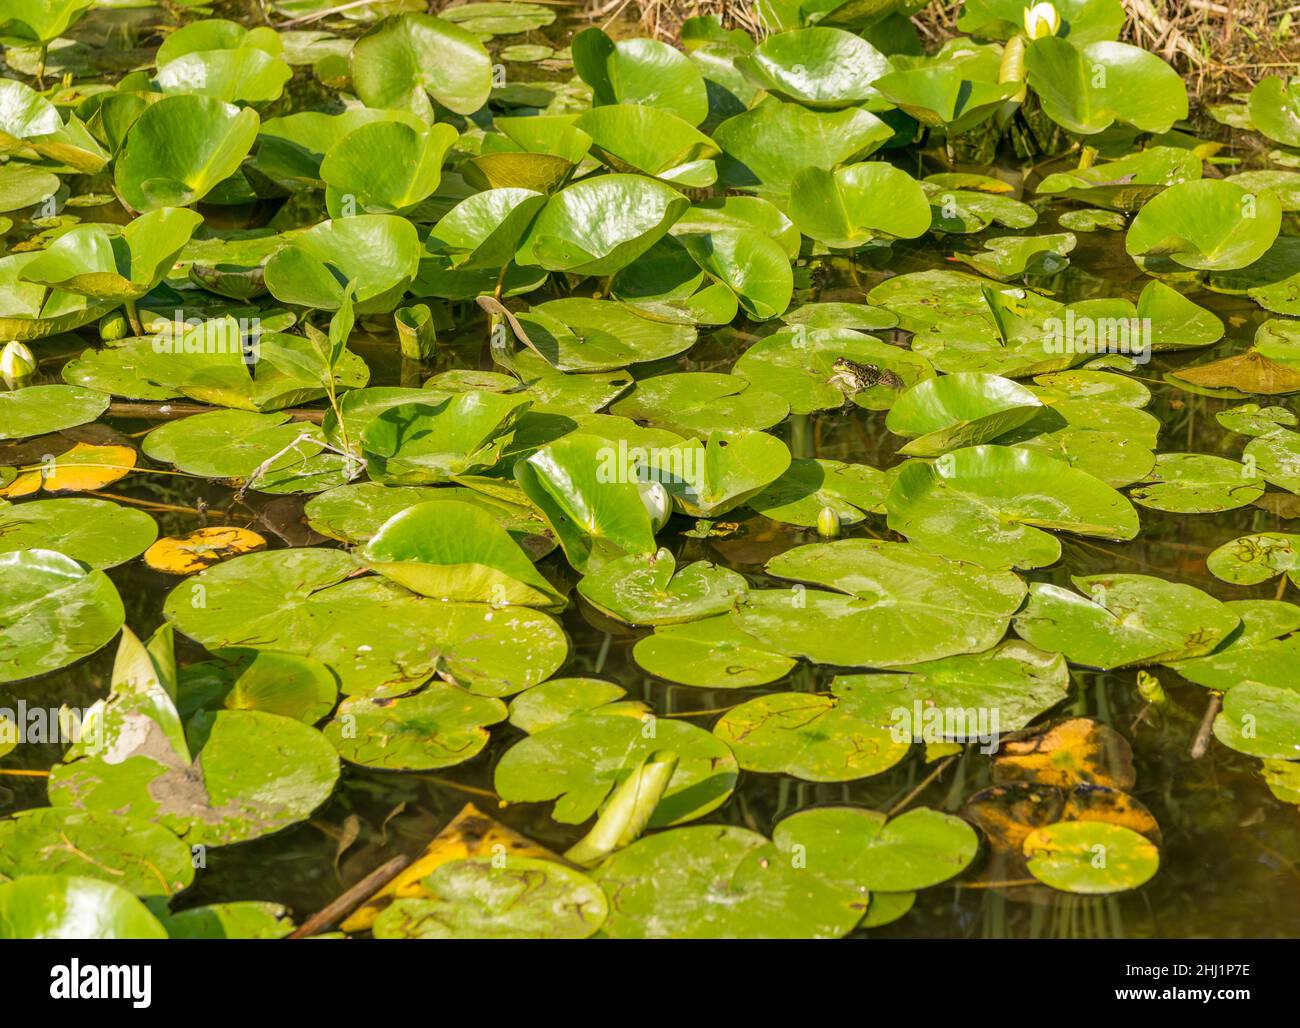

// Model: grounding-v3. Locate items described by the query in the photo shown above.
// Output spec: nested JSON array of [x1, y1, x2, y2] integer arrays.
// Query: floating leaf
[[577, 548, 746, 626], [0, 498, 156, 568], [0, 550, 124, 684], [144, 527, 267, 575], [885, 445, 1139, 569], [1023, 821, 1159, 894], [0, 876, 167, 940], [494, 712, 738, 826], [1014, 574, 1239, 669], [324, 685, 507, 770], [374, 856, 608, 939]]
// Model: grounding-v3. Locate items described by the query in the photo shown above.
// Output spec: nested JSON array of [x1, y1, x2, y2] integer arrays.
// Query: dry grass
[[606, 0, 1300, 98]]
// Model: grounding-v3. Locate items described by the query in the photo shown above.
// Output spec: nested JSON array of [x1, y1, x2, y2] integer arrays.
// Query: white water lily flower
[[1023, 2, 1061, 39], [1, 341, 36, 386], [638, 479, 671, 532]]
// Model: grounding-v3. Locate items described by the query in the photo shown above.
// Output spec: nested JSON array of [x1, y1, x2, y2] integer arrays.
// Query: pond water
[[2, 2, 1299, 939]]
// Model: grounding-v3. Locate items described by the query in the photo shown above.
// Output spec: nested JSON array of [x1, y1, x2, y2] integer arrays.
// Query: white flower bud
[[1023, 2, 1061, 39], [1, 341, 36, 386]]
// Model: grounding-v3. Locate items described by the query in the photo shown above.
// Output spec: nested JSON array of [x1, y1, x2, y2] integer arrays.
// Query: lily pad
[[1126, 179, 1282, 272], [1013, 574, 1239, 669], [885, 445, 1140, 569], [0, 384, 108, 440], [0, 498, 156, 569], [361, 499, 563, 607], [886, 373, 1044, 456], [373, 856, 607, 939], [1023, 821, 1159, 894], [747, 458, 892, 527], [1128, 453, 1265, 513], [632, 614, 796, 688], [494, 712, 738, 826], [0, 875, 167, 940], [577, 548, 746, 625], [324, 685, 507, 770], [162, 549, 567, 698], [0, 550, 124, 684], [0, 808, 193, 898]]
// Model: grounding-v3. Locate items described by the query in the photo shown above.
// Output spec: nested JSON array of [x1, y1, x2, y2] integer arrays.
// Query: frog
[[828, 356, 904, 397]]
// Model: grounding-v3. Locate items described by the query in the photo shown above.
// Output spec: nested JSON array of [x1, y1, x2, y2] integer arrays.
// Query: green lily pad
[[773, 806, 979, 892], [1213, 681, 1300, 759], [373, 856, 607, 939], [1036, 147, 1201, 211], [1023, 821, 1159, 894], [1128, 453, 1265, 513], [1014, 574, 1240, 669], [572, 27, 708, 125], [953, 232, 1077, 280], [159, 901, 295, 939], [713, 97, 892, 194], [0, 384, 109, 440], [737, 26, 891, 108], [1248, 76, 1300, 148], [1026, 38, 1187, 136], [179, 649, 338, 724], [515, 433, 657, 574], [748, 457, 892, 527], [1126, 179, 1282, 272], [713, 683, 912, 782], [0, 875, 167, 939], [360, 391, 530, 485], [789, 162, 931, 249], [494, 712, 738, 826], [508, 297, 696, 372], [641, 429, 791, 518], [143, 410, 349, 493], [632, 614, 797, 688], [507, 677, 641, 734], [1165, 599, 1300, 692], [734, 326, 933, 414], [0, 808, 193, 898], [162, 549, 567, 698], [591, 824, 869, 939], [0, 498, 157, 568], [263, 213, 421, 313], [1206, 532, 1300, 587], [361, 499, 563, 607], [516, 174, 688, 277], [609, 372, 787, 436], [350, 12, 493, 118], [886, 372, 1044, 456], [114, 94, 259, 212], [324, 684, 507, 770], [1058, 208, 1126, 231], [885, 445, 1140, 569], [304, 482, 550, 554], [577, 548, 746, 625], [0, 549, 124, 684]]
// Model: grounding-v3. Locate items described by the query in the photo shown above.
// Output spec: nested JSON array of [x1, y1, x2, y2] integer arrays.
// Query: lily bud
[[1, 341, 36, 386], [99, 309, 128, 341], [816, 505, 841, 539], [639, 480, 671, 532], [1023, 2, 1060, 39]]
